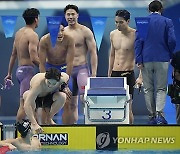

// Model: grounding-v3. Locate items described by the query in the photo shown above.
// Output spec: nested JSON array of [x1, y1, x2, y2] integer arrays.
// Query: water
[[7, 149, 180, 154]]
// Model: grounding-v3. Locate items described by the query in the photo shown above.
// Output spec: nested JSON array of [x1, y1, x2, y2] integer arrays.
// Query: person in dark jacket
[[135, 0, 176, 124]]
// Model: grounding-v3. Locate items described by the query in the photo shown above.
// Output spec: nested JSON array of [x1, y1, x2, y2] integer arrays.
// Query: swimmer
[[0, 119, 41, 151], [4, 8, 40, 122], [23, 68, 70, 133], [38, 23, 75, 124], [108, 9, 143, 124], [63, 4, 98, 124]]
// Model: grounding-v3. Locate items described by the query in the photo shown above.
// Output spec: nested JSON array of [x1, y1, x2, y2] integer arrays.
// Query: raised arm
[[4, 42, 17, 80], [108, 32, 115, 77], [38, 36, 47, 73], [66, 36, 75, 76], [29, 32, 40, 66], [85, 28, 98, 77]]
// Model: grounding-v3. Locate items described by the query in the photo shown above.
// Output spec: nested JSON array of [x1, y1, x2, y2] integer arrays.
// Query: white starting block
[[84, 77, 130, 124]]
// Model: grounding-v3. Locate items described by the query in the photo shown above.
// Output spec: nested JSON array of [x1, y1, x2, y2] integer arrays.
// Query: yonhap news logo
[[96, 125, 118, 150], [96, 132, 110, 149], [34, 133, 68, 145]]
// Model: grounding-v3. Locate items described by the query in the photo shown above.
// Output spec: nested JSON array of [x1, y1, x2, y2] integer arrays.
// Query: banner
[[91, 17, 107, 51], [118, 126, 180, 150], [135, 17, 150, 40], [15, 125, 180, 150], [32, 126, 95, 150], [1, 16, 17, 38], [46, 16, 62, 47]]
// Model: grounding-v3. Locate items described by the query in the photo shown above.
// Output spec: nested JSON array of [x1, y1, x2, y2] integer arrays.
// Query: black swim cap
[[45, 68, 61, 81], [16, 119, 31, 138]]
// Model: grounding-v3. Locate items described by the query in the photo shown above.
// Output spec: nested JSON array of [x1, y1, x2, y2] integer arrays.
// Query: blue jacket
[[135, 13, 176, 64]]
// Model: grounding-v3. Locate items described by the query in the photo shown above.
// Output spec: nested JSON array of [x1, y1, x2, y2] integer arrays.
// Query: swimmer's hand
[[31, 124, 44, 134], [4, 143, 17, 151], [63, 87, 72, 100], [136, 63, 144, 69], [4, 74, 12, 81], [8, 144, 17, 150], [135, 76, 143, 88], [134, 76, 143, 94]]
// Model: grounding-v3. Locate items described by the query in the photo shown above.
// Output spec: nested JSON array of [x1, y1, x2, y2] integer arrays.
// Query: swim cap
[[16, 119, 31, 138]]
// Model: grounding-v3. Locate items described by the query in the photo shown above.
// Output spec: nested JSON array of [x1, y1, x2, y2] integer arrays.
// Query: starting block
[[84, 77, 130, 124]]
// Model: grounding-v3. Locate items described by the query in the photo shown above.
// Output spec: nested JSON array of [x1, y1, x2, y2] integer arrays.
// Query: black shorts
[[35, 93, 54, 108], [111, 70, 135, 97]]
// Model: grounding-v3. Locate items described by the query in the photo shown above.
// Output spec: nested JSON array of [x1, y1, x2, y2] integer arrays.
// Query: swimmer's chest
[[112, 33, 134, 51], [47, 43, 68, 57], [66, 29, 85, 47]]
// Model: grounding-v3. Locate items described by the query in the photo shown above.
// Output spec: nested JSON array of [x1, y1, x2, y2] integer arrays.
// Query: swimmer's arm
[[0, 139, 15, 145], [29, 33, 40, 66], [60, 73, 71, 99], [33, 137, 42, 149], [60, 72, 69, 86], [0, 139, 17, 150], [66, 36, 75, 76], [138, 69, 142, 79], [5, 42, 17, 80], [108, 32, 115, 77], [85, 28, 97, 77], [24, 86, 40, 126], [135, 69, 143, 87], [59, 73, 70, 90], [38, 37, 47, 73]]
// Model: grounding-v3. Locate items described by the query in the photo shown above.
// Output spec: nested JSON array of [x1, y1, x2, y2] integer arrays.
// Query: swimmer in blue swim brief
[[38, 24, 75, 124]]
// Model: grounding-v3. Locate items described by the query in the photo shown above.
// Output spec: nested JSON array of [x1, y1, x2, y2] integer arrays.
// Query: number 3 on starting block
[[102, 110, 112, 120]]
